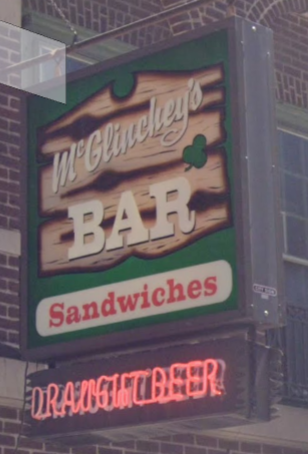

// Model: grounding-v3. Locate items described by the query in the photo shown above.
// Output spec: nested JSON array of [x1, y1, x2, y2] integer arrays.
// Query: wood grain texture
[[39, 148, 231, 275], [40, 134, 226, 217], [38, 65, 231, 276], [38, 65, 224, 156], [40, 202, 231, 275]]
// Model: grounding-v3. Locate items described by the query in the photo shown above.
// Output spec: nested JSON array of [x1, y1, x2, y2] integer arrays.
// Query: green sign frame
[[21, 17, 283, 361]]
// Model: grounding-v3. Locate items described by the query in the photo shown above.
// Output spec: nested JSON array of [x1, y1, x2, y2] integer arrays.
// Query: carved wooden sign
[[24, 20, 280, 361], [39, 65, 229, 274]]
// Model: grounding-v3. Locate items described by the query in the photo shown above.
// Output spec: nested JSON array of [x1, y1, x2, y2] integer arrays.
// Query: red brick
[[263, 446, 283, 454], [0, 407, 18, 420], [8, 281, 18, 292], [8, 217, 19, 230], [0, 168, 8, 179], [0, 192, 8, 203], [8, 331, 18, 344], [3, 421, 21, 433], [0, 205, 19, 218], [195, 436, 217, 448], [0, 278, 7, 290], [8, 306, 19, 318], [218, 439, 239, 450], [0, 253, 7, 265], [8, 194, 19, 206], [184, 447, 206, 454], [0, 181, 19, 194], [0, 292, 19, 305], [111, 441, 135, 449], [136, 440, 159, 452], [161, 442, 183, 454], [241, 442, 262, 453], [4, 449, 29, 454], [0, 266, 19, 280], [0, 316, 19, 330], [173, 434, 195, 445], [8, 256, 18, 268], [0, 328, 7, 341], [98, 448, 122, 454], [72, 446, 96, 454], [9, 169, 19, 181], [0, 131, 20, 147], [207, 450, 225, 454], [0, 215, 8, 228], [0, 156, 19, 172], [44, 442, 70, 453], [0, 435, 15, 446], [283, 448, 303, 454]]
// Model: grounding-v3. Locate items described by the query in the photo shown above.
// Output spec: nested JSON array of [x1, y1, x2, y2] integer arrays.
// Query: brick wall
[[22, 0, 171, 47], [0, 253, 19, 346], [0, 17, 21, 351], [0, 405, 307, 454]]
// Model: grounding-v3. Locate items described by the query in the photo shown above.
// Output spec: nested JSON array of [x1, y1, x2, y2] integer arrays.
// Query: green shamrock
[[182, 134, 207, 172]]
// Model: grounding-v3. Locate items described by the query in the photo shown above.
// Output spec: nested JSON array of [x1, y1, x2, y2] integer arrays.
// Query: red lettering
[[111, 374, 119, 408], [30, 359, 226, 420], [46, 383, 64, 417], [204, 359, 221, 396], [66, 306, 81, 325], [169, 363, 186, 402], [204, 277, 217, 296], [140, 284, 151, 309], [49, 303, 64, 328], [152, 367, 167, 403], [62, 381, 77, 415], [187, 280, 202, 299], [152, 287, 165, 306], [82, 302, 99, 321], [117, 373, 131, 408], [132, 370, 155, 405], [186, 361, 205, 397], [31, 387, 45, 420], [117, 293, 140, 313], [79, 379, 96, 413], [94, 375, 111, 409], [166, 279, 186, 304], [101, 292, 116, 317]]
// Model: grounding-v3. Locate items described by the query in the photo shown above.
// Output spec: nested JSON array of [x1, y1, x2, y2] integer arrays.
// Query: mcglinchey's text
[[31, 358, 226, 420], [52, 78, 203, 194]]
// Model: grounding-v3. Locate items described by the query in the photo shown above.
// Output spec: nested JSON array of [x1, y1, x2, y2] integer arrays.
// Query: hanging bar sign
[[21, 17, 283, 361]]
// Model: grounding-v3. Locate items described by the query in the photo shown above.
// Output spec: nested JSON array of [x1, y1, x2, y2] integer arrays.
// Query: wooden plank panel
[[38, 64, 224, 156]]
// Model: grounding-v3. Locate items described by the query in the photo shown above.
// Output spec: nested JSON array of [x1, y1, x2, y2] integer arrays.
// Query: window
[[280, 130, 308, 260], [279, 129, 308, 308], [276, 107, 308, 405]]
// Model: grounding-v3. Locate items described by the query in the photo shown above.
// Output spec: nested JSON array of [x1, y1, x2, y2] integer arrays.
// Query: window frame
[[277, 103, 308, 268]]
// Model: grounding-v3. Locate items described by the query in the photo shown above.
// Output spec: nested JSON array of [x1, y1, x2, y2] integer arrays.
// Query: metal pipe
[[0, 0, 213, 77]]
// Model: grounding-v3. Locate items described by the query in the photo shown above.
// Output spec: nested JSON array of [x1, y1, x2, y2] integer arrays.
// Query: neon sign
[[31, 358, 226, 421]]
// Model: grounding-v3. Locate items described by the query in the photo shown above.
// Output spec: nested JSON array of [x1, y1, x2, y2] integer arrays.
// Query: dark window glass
[[303, 138, 308, 177], [279, 130, 303, 174], [284, 261, 305, 306], [283, 173, 304, 216], [286, 216, 307, 258]]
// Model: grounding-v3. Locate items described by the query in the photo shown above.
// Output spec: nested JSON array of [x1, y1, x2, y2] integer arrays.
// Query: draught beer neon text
[[31, 358, 226, 420]]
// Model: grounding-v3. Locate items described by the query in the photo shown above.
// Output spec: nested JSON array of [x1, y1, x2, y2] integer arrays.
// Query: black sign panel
[[25, 336, 256, 443]]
